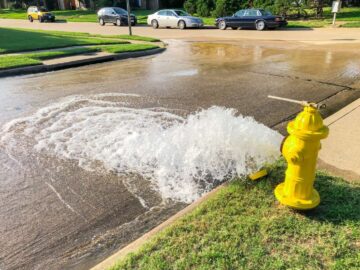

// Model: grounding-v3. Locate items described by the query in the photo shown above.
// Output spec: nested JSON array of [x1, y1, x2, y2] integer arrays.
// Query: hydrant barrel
[[275, 105, 328, 210]]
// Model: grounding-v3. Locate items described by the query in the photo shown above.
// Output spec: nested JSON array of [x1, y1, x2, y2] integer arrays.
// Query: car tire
[[151, 19, 159, 29], [218, 20, 227, 30], [99, 18, 105, 26], [28, 16, 33, 22], [178, 20, 186, 30], [51, 18, 55, 22], [116, 18, 122, 26], [39, 16, 43, 23], [255, 20, 266, 31]]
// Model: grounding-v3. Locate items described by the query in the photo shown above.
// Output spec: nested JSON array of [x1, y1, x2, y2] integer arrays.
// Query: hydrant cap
[[288, 105, 329, 139]]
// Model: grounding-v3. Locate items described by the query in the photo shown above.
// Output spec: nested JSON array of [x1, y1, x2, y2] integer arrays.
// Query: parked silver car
[[147, 9, 203, 29]]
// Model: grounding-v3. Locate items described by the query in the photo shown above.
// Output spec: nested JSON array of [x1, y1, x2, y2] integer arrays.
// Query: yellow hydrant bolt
[[268, 96, 329, 210]]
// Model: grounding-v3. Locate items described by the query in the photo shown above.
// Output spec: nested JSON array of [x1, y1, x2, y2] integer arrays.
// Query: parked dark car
[[97, 7, 137, 26], [215, 9, 287, 31]]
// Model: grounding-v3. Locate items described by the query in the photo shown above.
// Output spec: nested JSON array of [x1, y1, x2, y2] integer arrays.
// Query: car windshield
[[174, 10, 189, 16], [261, 10, 272, 16], [39, 8, 48, 12], [113, 7, 127, 15]]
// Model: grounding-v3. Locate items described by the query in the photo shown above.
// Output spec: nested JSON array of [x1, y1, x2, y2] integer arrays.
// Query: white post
[[331, 0, 341, 27], [332, 12, 337, 26]]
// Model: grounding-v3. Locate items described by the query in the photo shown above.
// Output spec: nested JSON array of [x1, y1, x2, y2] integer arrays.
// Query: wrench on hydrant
[[268, 95, 329, 210]]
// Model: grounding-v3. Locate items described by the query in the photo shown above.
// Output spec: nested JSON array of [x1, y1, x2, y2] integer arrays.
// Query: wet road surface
[[0, 40, 360, 270]]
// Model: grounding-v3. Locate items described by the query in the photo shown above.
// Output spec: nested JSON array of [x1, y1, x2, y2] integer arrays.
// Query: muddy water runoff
[[0, 40, 359, 270]]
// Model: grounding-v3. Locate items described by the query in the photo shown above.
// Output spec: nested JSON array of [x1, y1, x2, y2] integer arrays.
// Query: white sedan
[[147, 9, 203, 30]]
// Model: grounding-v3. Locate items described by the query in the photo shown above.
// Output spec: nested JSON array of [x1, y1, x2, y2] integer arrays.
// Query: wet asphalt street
[[0, 39, 360, 270]]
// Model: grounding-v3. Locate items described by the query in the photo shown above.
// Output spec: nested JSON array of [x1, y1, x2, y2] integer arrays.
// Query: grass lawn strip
[[0, 55, 41, 70], [0, 28, 159, 55], [26, 47, 100, 60], [342, 22, 360, 28], [0, 27, 127, 54], [91, 34, 160, 42], [1, 28, 160, 42], [0, 44, 160, 70], [0, 47, 99, 70], [111, 160, 360, 270], [98, 44, 159, 54]]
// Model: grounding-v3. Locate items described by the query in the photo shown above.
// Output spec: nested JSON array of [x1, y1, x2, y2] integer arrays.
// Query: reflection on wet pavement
[[0, 40, 359, 270]]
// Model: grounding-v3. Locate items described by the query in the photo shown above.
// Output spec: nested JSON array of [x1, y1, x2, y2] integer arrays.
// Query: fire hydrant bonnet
[[288, 105, 329, 140]]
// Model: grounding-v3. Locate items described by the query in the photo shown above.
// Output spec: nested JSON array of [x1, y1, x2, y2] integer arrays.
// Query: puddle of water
[[1, 93, 282, 204]]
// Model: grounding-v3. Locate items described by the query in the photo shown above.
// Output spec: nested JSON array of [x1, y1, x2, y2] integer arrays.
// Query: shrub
[[184, 0, 308, 18], [212, 0, 244, 17], [184, 0, 197, 13], [197, 0, 215, 16], [274, 0, 291, 15]]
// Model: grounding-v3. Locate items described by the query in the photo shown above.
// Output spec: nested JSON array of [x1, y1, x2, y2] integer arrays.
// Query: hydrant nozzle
[[269, 96, 329, 210]]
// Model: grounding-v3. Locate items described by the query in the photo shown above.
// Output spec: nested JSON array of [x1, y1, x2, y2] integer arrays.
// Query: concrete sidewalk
[[0, 47, 165, 78], [318, 98, 360, 182]]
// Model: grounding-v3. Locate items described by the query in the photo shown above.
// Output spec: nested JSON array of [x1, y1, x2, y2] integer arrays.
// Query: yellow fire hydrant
[[269, 96, 329, 210]]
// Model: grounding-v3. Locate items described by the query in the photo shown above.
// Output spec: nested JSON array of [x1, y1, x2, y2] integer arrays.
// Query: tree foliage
[[184, 0, 313, 18]]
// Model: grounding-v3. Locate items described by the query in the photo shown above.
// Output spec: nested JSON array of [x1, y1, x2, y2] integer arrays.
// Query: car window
[[261, 10, 272, 16], [105, 8, 114, 15], [244, 10, 259, 16], [166, 11, 176, 16], [158, 10, 167, 16], [235, 10, 245, 17], [114, 7, 127, 15], [174, 10, 189, 16]]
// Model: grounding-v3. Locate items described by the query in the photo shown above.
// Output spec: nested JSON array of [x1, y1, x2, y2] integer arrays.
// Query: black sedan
[[97, 7, 137, 26], [215, 9, 287, 31]]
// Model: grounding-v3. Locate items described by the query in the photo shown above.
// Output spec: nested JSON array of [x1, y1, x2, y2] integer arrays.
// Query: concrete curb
[[0, 48, 165, 78], [90, 184, 225, 270]]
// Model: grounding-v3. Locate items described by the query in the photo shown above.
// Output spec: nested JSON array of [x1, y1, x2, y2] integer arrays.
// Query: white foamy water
[[1, 93, 282, 203]]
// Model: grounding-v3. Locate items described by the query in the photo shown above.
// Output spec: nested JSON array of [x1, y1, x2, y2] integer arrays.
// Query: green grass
[[111, 160, 360, 270], [90, 34, 160, 42], [98, 44, 159, 53], [0, 55, 41, 69], [287, 20, 331, 28], [0, 27, 126, 54], [0, 27, 160, 54], [0, 44, 159, 70], [27, 47, 100, 60], [342, 21, 360, 28], [0, 47, 99, 70]]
